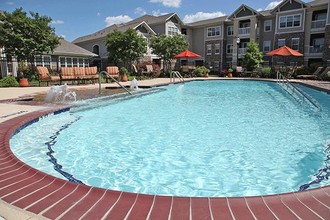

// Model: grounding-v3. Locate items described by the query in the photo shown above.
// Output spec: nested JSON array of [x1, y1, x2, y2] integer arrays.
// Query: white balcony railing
[[238, 27, 250, 35], [238, 48, 247, 55], [311, 19, 326, 29], [309, 46, 324, 53]]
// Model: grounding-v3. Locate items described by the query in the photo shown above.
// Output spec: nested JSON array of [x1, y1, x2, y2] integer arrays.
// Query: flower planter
[[19, 78, 29, 87], [228, 73, 233, 78], [121, 74, 128, 82]]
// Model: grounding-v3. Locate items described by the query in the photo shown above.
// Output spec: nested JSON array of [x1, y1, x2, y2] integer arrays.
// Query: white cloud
[[183, 11, 226, 23], [6, 2, 14, 5], [105, 15, 132, 27], [257, 8, 263, 12], [51, 20, 64, 24], [97, 12, 101, 17], [152, 10, 169, 16], [149, 0, 181, 8], [135, 7, 146, 16], [265, 1, 281, 10], [58, 34, 66, 39]]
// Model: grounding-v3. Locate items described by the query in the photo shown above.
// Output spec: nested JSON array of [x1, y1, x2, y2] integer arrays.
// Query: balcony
[[238, 48, 247, 56], [238, 27, 250, 35], [309, 45, 324, 54], [311, 19, 326, 29]]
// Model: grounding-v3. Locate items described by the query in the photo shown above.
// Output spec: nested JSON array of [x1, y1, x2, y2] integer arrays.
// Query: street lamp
[[236, 37, 240, 67]]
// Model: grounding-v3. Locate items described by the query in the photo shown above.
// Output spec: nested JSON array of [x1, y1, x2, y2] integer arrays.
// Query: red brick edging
[[0, 107, 330, 219]]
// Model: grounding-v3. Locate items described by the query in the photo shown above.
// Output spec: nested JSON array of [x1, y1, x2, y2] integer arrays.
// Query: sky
[[0, 0, 309, 42]]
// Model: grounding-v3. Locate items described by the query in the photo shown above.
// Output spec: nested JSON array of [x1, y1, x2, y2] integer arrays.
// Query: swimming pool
[[10, 80, 330, 197]]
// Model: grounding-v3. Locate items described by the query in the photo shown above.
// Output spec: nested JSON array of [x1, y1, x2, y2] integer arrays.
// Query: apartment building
[[73, 13, 183, 70], [73, 0, 329, 74], [184, 0, 329, 72]]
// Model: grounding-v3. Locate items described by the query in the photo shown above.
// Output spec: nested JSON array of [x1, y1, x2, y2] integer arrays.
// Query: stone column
[[233, 20, 239, 67]]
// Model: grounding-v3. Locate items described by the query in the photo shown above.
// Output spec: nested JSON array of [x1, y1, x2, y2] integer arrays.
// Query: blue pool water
[[10, 80, 330, 197]]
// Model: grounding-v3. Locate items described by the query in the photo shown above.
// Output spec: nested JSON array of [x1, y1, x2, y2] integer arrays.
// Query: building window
[[263, 41, 271, 52], [227, 26, 233, 36], [66, 58, 72, 67], [84, 59, 89, 67], [264, 20, 272, 32], [92, 45, 99, 55], [60, 57, 66, 67], [206, 44, 212, 55], [207, 26, 221, 37], [291, 38, 299, 51], [43, 56, 51, 68], [214, 61, 220, 70], [78, 58, 84, 67], [215, 44, 220, 54], [279, 14, 301, 28], [226, 44, 233, 54], [278, 39, 285, 48], [168, 26, 178, 35], [73, 58, 78, 67]]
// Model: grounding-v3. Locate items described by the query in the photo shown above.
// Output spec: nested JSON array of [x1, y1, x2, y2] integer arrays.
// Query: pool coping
[[1, 79, 330, 219]]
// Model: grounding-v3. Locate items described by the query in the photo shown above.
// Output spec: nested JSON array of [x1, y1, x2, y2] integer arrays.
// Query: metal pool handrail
[[99, 71, 132, 95], [276, 71, 320, 110], [170, 71, 184, 83]]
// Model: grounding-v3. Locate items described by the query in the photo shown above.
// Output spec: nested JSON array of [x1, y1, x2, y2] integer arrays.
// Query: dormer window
[[93, 45, 100, 55], [279, 14, 301, 29], [168, 26, 178, 35], [207, 26, 221, 37]]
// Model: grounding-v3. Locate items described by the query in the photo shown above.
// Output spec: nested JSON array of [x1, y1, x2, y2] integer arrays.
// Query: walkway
[[0, 78, 330, 219]]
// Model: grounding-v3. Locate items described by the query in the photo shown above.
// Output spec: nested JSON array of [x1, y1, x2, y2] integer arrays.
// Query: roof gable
[[228, 4, 261, 19], [271, 0, 308, 13]]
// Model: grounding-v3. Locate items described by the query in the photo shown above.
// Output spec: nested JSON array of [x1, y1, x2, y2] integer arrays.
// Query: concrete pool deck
[[0, 77, 330, 219]]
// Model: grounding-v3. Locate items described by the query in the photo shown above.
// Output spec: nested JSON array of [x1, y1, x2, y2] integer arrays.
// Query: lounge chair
[[296, 66, 324, 79], [36, 66, 61, 86]]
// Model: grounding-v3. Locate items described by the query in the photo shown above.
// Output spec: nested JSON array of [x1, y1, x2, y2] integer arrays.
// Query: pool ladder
[[170, 71, 184, 83], [276, 71, 320, 110]]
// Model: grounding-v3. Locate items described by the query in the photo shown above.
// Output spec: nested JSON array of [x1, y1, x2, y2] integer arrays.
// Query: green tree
[[106, 28, 147, 68], [242, 41, 263, 71], [149, 35, 188, 72], [0, 8, 60, 63]]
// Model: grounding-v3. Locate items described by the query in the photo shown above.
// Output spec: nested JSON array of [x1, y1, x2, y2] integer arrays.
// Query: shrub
[[119, 67, 128, 75], [295, 66, 309, 76], [0, 76, 19, 87], [260, 67, 272, 78], [193, 66, 210, 77], [320, 71, 330, 81]]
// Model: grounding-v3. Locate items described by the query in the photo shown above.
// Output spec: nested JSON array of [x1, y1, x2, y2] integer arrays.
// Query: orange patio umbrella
[[266, 46, 303, 57], [174, 50, 201, 58]]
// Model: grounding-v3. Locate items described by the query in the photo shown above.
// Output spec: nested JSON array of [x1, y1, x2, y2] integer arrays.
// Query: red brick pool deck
[[1, 79, 330, 219]]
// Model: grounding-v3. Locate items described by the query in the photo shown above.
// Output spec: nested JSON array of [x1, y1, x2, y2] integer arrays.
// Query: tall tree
[[106, 28, 147, 68], [0, 8, 60, 62], [149, 35, 188, 72], [242, 41, 263, 71]]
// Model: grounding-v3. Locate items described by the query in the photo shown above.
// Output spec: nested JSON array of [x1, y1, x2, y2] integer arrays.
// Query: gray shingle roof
[[308, 0, 329, 6], [72, 13, 176, 44], [53, 39, 97, 57], [186, 16, 228, 27]]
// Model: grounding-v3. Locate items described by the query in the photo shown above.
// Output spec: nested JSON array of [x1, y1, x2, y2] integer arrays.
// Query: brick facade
[[274, 32, 305, 66]]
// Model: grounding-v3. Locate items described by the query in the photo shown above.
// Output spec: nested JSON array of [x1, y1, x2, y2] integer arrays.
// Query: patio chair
[[36, 66, 61, 86], [180, 65, 190, 77], [106, 66, 119, 80], [296, 66, 324, 79]]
